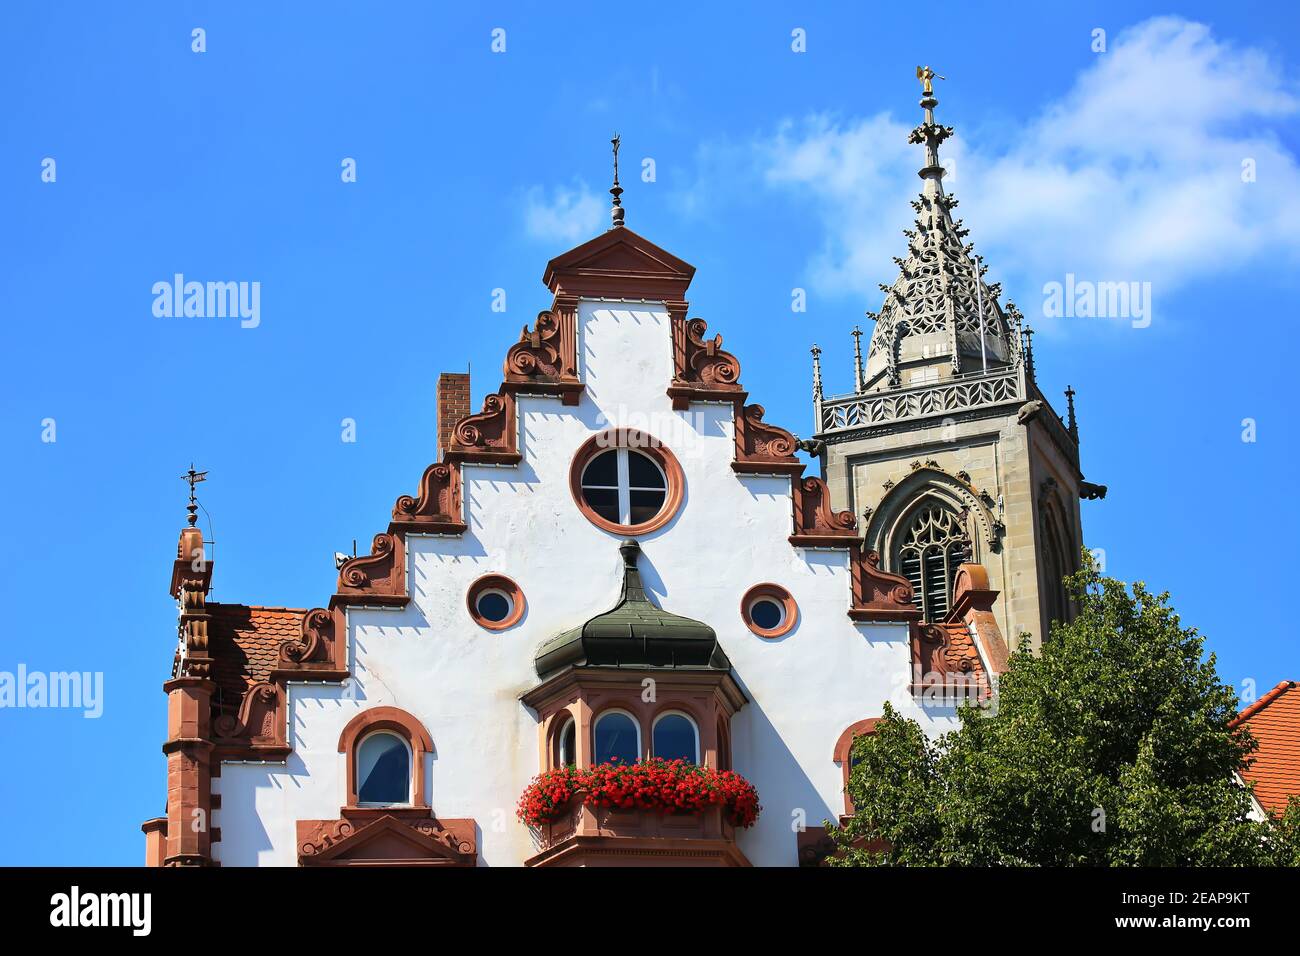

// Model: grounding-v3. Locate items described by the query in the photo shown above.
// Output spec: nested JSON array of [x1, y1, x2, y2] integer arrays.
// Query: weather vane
[[916, 64, 945, 95], [610, 132, 625, 227], [181, 463, 207, 527]]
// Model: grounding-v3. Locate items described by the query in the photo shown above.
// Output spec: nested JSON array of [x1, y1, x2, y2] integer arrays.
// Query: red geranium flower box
[[517, 758, 761, 830]]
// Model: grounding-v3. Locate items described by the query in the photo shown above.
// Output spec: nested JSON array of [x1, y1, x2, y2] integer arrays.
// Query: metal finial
[[181, 463, 208, 527], [610, 133, 625, 228], [851, 326, 865, 393], [810, 343, 823, 401], [1023, 326, 1036, 382], [1065, 386, 1078, 440], [617, 538, 647, 604]]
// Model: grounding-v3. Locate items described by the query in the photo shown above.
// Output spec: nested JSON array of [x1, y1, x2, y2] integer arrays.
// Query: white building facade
[[146, 205, 1006, 867]]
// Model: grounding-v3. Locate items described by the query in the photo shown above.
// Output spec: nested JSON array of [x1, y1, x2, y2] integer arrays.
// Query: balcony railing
[[818, 367, 1024, 434], [524, 795, 749, 867]]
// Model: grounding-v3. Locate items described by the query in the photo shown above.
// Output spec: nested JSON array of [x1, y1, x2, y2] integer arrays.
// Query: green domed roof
[[533, 539, 729, 677]]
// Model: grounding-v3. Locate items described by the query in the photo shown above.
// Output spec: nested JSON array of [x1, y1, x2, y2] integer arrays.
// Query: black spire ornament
[[610, 133, 624, 228]]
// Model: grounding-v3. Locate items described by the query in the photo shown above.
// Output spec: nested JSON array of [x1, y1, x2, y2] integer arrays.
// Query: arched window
[[894, 502, 970, 621], [833, 718, 880, 814], [652, 711, 699, 763], [593, 710, 640, 765], [356, 731, 411, 806], [1039, 507, 1073, 637], [558, 716, 577, 767], [337, 706, 433, 809], [716, 716, 731, 771]]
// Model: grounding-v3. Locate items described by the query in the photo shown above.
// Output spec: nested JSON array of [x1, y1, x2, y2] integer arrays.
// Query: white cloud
[[750, 17, 1300, 307], [522, 184, 604, 243]]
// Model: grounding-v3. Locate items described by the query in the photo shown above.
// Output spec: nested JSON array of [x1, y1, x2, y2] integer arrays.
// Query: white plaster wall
[[215, 301, 960, 867]]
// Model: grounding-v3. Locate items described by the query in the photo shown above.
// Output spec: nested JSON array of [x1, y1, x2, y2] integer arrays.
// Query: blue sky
[[1, 2, 1297, 864]]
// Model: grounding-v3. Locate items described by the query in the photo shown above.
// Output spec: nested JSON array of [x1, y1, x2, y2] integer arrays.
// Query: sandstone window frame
[[569, 429, 685, 536], [337, 706, 434, 810]]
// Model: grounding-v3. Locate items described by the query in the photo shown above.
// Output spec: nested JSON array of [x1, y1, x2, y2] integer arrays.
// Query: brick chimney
[[437, 372, 470, 458]]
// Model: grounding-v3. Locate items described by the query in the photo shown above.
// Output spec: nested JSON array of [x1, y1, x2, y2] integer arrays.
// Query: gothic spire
[[860, 71, 1017, 391]]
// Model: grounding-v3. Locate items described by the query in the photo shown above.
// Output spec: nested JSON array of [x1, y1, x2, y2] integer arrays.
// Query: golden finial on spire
[[916, 64, 945, 96]]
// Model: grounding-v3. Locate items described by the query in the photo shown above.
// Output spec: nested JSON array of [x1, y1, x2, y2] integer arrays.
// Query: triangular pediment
[[543, 227, 695, 301], [300, 814, 474, 866]]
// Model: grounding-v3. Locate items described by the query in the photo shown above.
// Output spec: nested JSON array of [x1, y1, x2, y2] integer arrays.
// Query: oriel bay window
[[526, 540, 744, 770]]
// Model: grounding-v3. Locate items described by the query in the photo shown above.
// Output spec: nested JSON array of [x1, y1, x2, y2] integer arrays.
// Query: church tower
[[813, 71, 1106, 650]]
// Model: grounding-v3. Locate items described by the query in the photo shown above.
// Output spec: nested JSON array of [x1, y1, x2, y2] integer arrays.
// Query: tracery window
[[895, 502, 970, 621]]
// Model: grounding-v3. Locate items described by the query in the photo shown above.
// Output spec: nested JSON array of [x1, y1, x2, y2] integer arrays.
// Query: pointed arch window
[[894, 502, 970, 621], [1039, 502, 1074, 637]]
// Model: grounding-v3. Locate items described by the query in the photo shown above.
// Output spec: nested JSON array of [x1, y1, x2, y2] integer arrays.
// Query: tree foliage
[[830, 557, 1298, 866]]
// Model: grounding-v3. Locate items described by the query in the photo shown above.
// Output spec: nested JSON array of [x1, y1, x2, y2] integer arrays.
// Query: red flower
[[516, 758, 761, 829]]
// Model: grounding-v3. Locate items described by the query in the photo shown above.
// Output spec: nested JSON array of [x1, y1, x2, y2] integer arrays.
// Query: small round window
[[476, 589, 512, 623], [569, 430, 684, 536], [467, 574, 525, 631], [742, 583, 797, 638], [750, 598, 784, 631]]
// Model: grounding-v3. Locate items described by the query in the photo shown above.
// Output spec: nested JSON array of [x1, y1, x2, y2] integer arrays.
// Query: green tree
[[829, 557, 1298, 866]]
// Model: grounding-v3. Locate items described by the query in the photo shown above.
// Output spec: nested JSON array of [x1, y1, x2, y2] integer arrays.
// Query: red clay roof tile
[[207, 604, 305, 716], [1233, 680, 1300, 817]]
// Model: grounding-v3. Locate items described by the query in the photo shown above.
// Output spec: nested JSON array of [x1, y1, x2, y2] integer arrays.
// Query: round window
[[475, 589, 512, 623], [467, 574, 525, 631], [741, 583, 797, 638], [569, 430, 684, 535], [749, 598, 785, 631], [580, 448, 667, 526]]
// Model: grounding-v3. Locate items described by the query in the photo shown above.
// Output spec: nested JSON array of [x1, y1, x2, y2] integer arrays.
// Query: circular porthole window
[[467, 574, 525, 631], [569, 429, 684, 536], [741, 583, 797, 638]]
